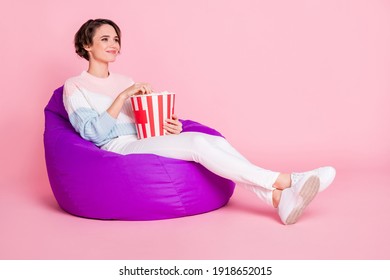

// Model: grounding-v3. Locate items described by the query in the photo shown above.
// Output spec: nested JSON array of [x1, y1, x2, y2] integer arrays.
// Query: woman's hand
[[109, 82, 152, 119], [164, 115, 183, 135], [121, 82, 153, 99]]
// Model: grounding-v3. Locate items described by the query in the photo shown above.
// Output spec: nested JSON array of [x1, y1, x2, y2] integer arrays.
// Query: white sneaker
[[291, 166, 336, 192], [278, 174, 320, 225]]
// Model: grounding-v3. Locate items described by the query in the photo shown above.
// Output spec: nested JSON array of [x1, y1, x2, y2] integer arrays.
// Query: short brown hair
[[74, 19, 121, 61]]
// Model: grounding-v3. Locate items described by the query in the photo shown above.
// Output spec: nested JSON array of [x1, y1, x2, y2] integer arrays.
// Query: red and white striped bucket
[[130, 92, 175, 139]]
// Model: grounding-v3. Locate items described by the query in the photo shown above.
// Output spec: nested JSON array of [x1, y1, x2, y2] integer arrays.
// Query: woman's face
[[84, 24, 120, 63]]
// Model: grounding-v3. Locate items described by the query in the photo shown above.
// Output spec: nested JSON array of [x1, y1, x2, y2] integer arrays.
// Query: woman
[[63, 18, 336, 225]]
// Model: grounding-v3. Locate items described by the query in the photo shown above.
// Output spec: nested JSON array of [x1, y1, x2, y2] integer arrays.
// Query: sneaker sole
[[285, 176, 320, 225]]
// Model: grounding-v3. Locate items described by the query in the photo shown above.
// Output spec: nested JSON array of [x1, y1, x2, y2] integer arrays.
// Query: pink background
[[1, 0, 389, 259]]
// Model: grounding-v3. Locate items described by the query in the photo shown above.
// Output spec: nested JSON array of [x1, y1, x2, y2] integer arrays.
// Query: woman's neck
[[87, 60, 110, 78]]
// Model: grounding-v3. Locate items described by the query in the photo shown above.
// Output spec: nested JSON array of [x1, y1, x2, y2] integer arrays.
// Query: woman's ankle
[[273, 173, 291, 190], [272, 189, 282, 208]]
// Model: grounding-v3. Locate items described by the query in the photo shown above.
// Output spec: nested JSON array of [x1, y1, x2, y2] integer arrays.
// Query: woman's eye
[[102, 38, 108, 41]]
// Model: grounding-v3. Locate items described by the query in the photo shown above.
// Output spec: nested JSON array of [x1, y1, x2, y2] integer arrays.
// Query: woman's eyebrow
[[100, 35, 119, 38]]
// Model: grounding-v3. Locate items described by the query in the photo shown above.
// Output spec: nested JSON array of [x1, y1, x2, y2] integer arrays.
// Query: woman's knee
[[189, 133, 212, 149]]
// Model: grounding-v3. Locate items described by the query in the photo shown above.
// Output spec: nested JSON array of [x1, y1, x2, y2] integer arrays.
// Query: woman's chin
[[103, 58, 117, 63]]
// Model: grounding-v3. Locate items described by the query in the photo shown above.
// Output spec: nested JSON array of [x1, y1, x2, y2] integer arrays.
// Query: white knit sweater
[[63, 71, 137, 146]]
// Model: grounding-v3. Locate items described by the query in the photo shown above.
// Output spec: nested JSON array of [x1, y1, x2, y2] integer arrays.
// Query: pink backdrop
[[1, 0, 389, 260]]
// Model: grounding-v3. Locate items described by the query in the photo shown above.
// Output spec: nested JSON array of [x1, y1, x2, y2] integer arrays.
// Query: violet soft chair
[[44, 86, 235, 220]]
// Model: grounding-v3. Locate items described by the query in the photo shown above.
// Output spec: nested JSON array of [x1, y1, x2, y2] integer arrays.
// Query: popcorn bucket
[[130, 92, 175, 139]]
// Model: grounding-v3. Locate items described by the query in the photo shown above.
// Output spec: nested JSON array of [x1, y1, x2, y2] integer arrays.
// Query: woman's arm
[[107, 82, 153, 118], [63, 82, 117, 145]]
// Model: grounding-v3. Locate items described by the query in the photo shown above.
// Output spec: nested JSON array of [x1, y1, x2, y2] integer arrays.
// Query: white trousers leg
[[101, 132, 279, 206]]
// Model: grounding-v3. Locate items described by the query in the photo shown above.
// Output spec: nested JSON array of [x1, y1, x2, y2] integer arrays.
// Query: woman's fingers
[[164, 117, 182, 135], [142, 84, 152, 94], [132, 82, 153, 95], [163, 123, 178, 134]]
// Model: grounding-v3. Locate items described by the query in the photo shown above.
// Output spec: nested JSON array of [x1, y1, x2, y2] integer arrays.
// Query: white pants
[[101, 132, 279, 206]]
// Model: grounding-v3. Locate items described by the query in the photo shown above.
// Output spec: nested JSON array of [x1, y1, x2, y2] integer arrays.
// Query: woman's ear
[[83, 44, 92, 52]]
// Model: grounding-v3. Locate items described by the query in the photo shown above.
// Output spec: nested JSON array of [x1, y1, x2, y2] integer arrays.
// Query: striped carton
[[130, 91, 175, 139]]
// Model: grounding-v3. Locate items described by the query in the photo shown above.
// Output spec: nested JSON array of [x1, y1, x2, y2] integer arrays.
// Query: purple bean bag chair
[[44, 86, 235, 220]]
